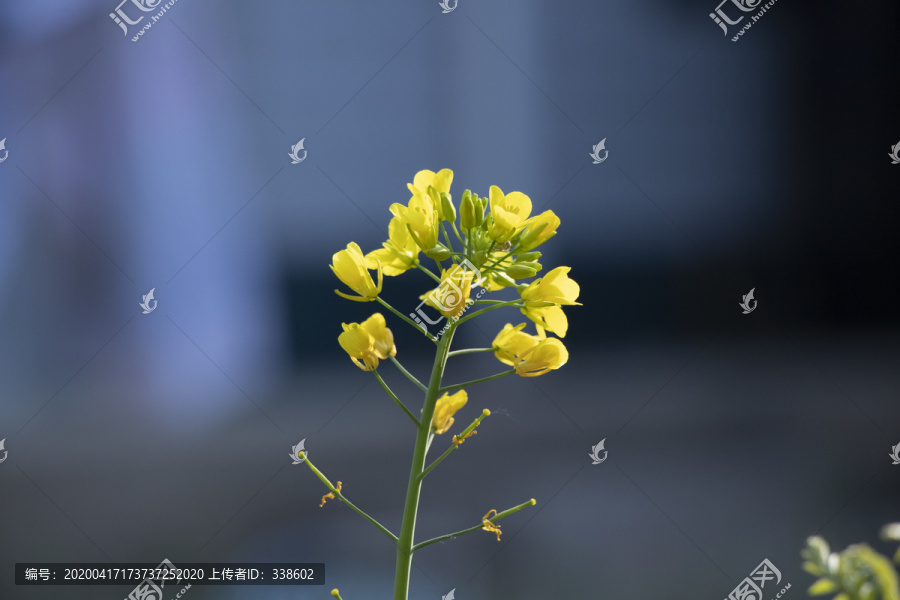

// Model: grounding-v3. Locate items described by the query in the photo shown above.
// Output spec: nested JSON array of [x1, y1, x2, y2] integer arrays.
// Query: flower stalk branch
[[376, 297, 437, 343], [441, 369, 516, 393], [419, 409, 491, 480], [412, 498, 537, 551], [447, 347, 494, 357], [303, 456, 398, 543], [373, 370, 420, 426], [389, 356, 427, 392]]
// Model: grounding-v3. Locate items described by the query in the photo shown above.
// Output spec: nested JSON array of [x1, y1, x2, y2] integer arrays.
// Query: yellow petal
[[331, 242, 380, 298], [360, 313, 396, 358], [522, 305, 569, 338], [432, 390, 468, 434], [432, 168, 454, 195], [503, 191, 532, 221], [517, 337, 568, 377], [412, 170, 437, 193], [518, 210, 560, 250], [338, 324, 372, 357], [492, 323, 537, 366]]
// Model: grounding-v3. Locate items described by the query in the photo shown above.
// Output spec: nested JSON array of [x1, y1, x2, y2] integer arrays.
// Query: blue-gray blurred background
[[1, 0, 899, 598]]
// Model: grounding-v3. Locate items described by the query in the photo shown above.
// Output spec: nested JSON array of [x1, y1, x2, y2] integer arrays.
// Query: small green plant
[[802, 524, 900, 600]]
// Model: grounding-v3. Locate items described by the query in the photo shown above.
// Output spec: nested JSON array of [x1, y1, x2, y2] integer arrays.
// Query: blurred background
[[1, 0, 899, 598]]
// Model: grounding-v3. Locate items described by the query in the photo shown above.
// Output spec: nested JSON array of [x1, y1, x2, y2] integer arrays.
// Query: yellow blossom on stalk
[[331, 242, 382, 301], [488, 185, 532, 242], [431, 390, 468, 434], [365, 216, 420, 276], [517, 210, 560, 251], [338, 313, 396, 371], [408, 169, 454, 220], [420, 264, 475, 318], [492, 323, 569, 377], [519, 266, 581, 337], [390, 191, 439, 251]]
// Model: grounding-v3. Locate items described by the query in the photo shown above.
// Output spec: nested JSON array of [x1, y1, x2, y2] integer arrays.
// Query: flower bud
[[505, 264, 537, 279], [492, 272, 518, 288], [514, 261, 542, 272], [473, 196, 486, 228], [460, 190, 477, 229], [440, 192, 456, 223], [515, 251, 542, 263], [425, 244, 452, 261]]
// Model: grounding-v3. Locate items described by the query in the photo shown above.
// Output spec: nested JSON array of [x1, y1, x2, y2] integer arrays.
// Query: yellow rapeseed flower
[[432, 390, 468, 434], [492, 323, 568, 377], [331, 242, 382, 302], [519, 266, 580, 337], [408, 168, 454, 220], [517, 210, 560, 251], [338, 313, 396, 371], [390, 191, 439, 251], [419, 263, 475, 318], [365, 215, 419, 276], [517, 337, 568, 377], [488, 185, 532, 242]]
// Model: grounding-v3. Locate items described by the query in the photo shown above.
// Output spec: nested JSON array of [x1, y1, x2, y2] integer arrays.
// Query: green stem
[[440, 369, 515, 393], [303, 456, 398, 543], [419, 409, 491, 480], [373, 370, 420, 426], [441, 223, 454, 252], [481, 249, 516, 270], [451, 222, 465, 248], [411, 498, 537, 551], [376, 297, 438, 343], [393, 322, 457, 600], [454, 300, 522, 327], [416, 263, 441, 283], [389, 356, 427, 392], [447, 347, 494, 357]]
